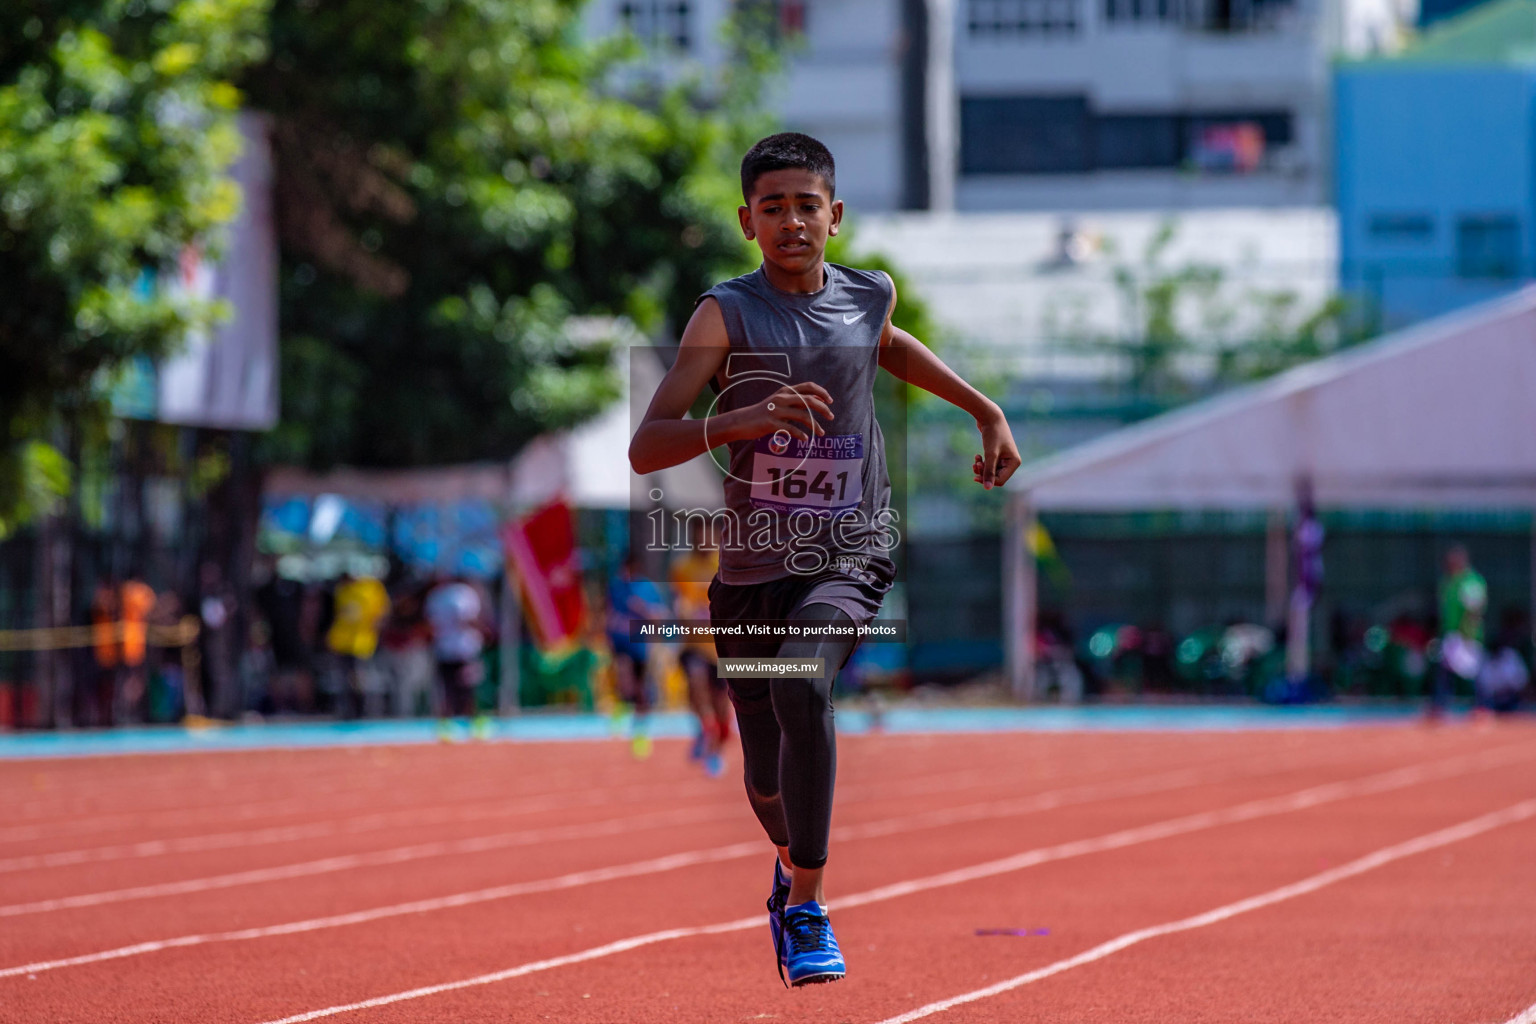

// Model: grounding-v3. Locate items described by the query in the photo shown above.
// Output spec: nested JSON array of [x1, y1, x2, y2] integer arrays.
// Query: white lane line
[[0, 802, 745, 920], [875, 798, 1536, 1024], [0, 762, 1015, 872], [1503, 999, 1536, 1024], [0, 727, 1406, 847], [0, 740, 1261, 915], [0, 744, 1081, 857], [0, 799, 742, 876], [0, 768, 722, 847], [0, 726, 1413, 882], [232, 748, 1533, 1023], [0, 755, 1251, 975]]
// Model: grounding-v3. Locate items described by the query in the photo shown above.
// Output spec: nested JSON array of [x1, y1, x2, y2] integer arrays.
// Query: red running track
[[2, 722, 1534, 1024]]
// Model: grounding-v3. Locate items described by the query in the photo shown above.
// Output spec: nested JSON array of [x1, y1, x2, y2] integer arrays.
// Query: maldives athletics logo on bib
[[749, 433, 864, 516]]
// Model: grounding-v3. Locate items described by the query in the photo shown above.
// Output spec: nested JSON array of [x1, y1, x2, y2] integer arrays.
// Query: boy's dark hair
[[740, 132, 836, 202]]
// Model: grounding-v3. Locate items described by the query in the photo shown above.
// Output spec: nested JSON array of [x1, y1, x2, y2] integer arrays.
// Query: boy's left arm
[[876, 281, 1021, 490]]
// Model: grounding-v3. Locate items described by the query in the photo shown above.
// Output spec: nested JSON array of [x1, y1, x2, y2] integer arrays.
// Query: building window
[[961, 96, 1091, 173], [1367, 214, 1434, 243], [962, 99, 1290, 175], [1105, 0, 1295, 28], [1187, 0, 1295, 30], [1103, 0, 1180, 22], [968, 0, 1080, 35], [1095, 115, 1180, 169], [618, 0, 691, 50], [1457, 215, 1521, 279]]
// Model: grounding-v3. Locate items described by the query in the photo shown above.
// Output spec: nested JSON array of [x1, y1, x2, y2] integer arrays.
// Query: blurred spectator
[[1476, 639, 1528, 714], [426, 576, 485, 733], [311, 576, 338, 714], [326, 573, 390, 719], [1389, 613, 1432, 698], [240, 620, 278, 716], [148, 589, 186, 722], [379, 583, 434, 717], [1141, 623, 1175, 692], [119, 575, 156, 723], [1035, 611, 1084, 703], [198, 563, 235, 718], [1476, 609, 1529, 714], [256, 559, 313, 712], [1287, 489, 1324, 685], [1433, 544, 1487, 714], [88, 578, 121, 727]]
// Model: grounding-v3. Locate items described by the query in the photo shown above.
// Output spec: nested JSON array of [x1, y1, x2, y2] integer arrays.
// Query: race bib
[[750, 433, 864, 516]]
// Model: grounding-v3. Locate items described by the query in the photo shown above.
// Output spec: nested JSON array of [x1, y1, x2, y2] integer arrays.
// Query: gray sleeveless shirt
[[701, 263, 897, 589]]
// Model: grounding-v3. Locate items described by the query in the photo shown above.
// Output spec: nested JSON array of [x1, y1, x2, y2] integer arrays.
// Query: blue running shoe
[[767, 859, 792, 984], [781, 900, 845, 986]]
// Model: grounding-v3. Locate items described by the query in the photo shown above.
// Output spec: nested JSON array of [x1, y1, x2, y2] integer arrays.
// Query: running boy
[[629, 133, 1020, 986]]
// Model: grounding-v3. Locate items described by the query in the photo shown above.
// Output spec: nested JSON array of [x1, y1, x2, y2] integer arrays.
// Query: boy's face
[[738, 168, 842, 278]]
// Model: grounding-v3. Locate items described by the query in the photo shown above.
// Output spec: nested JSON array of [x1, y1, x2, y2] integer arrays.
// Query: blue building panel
[[1335, 26, 1536, 329]]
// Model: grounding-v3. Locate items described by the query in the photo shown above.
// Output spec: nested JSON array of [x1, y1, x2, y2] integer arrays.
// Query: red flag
[[504, 499, 585, 651]]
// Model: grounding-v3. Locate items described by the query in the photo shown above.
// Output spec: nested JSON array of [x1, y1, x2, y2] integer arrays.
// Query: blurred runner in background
[[1432, 543, 1487, 718], [607, 555, 669, 759], [427, 576, 488, 740], [379, 583, 435, 718], [671, 539, 731, 776], [89, 578, 122, 727]]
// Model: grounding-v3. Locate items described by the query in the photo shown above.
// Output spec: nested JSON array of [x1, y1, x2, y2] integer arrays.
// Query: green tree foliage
[[1055, 220, 1372, 409], [247, 0, 765, 469], [0, 0, 269, 534]]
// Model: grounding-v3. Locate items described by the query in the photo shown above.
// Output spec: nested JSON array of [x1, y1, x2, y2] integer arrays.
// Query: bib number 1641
[[749, 433, 864, 515], [764, 466, 850, 502]]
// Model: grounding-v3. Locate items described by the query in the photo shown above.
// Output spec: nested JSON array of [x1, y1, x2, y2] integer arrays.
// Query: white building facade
[[949, 0, 1327, 211], [583, 0, 1413, 212]]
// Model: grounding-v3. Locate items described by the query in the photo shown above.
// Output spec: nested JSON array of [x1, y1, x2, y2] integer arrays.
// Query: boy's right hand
[[740, 382, 834, 441]]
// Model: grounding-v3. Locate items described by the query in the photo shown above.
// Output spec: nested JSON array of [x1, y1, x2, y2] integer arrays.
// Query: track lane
[[987, 813, 1536, 1024], [2, 739, 1409, 977], [8, 733, 1522, 1024], [2, 729, 1497, 966], [3, 726, 1528, 1024], [0, 727, 1370, 905], [0, 727, 1412, 842], [0, 726, 1452, 895], [868, 801, 1536, 1024], [369, 749, 1536, 1024]]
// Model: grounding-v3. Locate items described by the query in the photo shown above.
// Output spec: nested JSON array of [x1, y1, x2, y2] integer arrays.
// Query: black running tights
[[717, 604, 857, 870]]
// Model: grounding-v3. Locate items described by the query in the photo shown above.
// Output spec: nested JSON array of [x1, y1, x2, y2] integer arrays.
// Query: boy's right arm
[[628, 298, 834, 475]]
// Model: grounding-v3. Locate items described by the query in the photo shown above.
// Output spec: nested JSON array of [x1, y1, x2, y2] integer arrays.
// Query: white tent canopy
[[536, 345, 723, 511], [1002, 286, 1536, 697], [1011, 286, 1536, 510]]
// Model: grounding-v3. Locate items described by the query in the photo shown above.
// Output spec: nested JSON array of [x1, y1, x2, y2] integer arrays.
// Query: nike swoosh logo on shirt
[[843, 312, 867, 325]]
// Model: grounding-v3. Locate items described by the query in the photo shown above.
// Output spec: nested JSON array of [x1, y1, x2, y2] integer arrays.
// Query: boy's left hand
[[972, 410, 1021, 491]]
